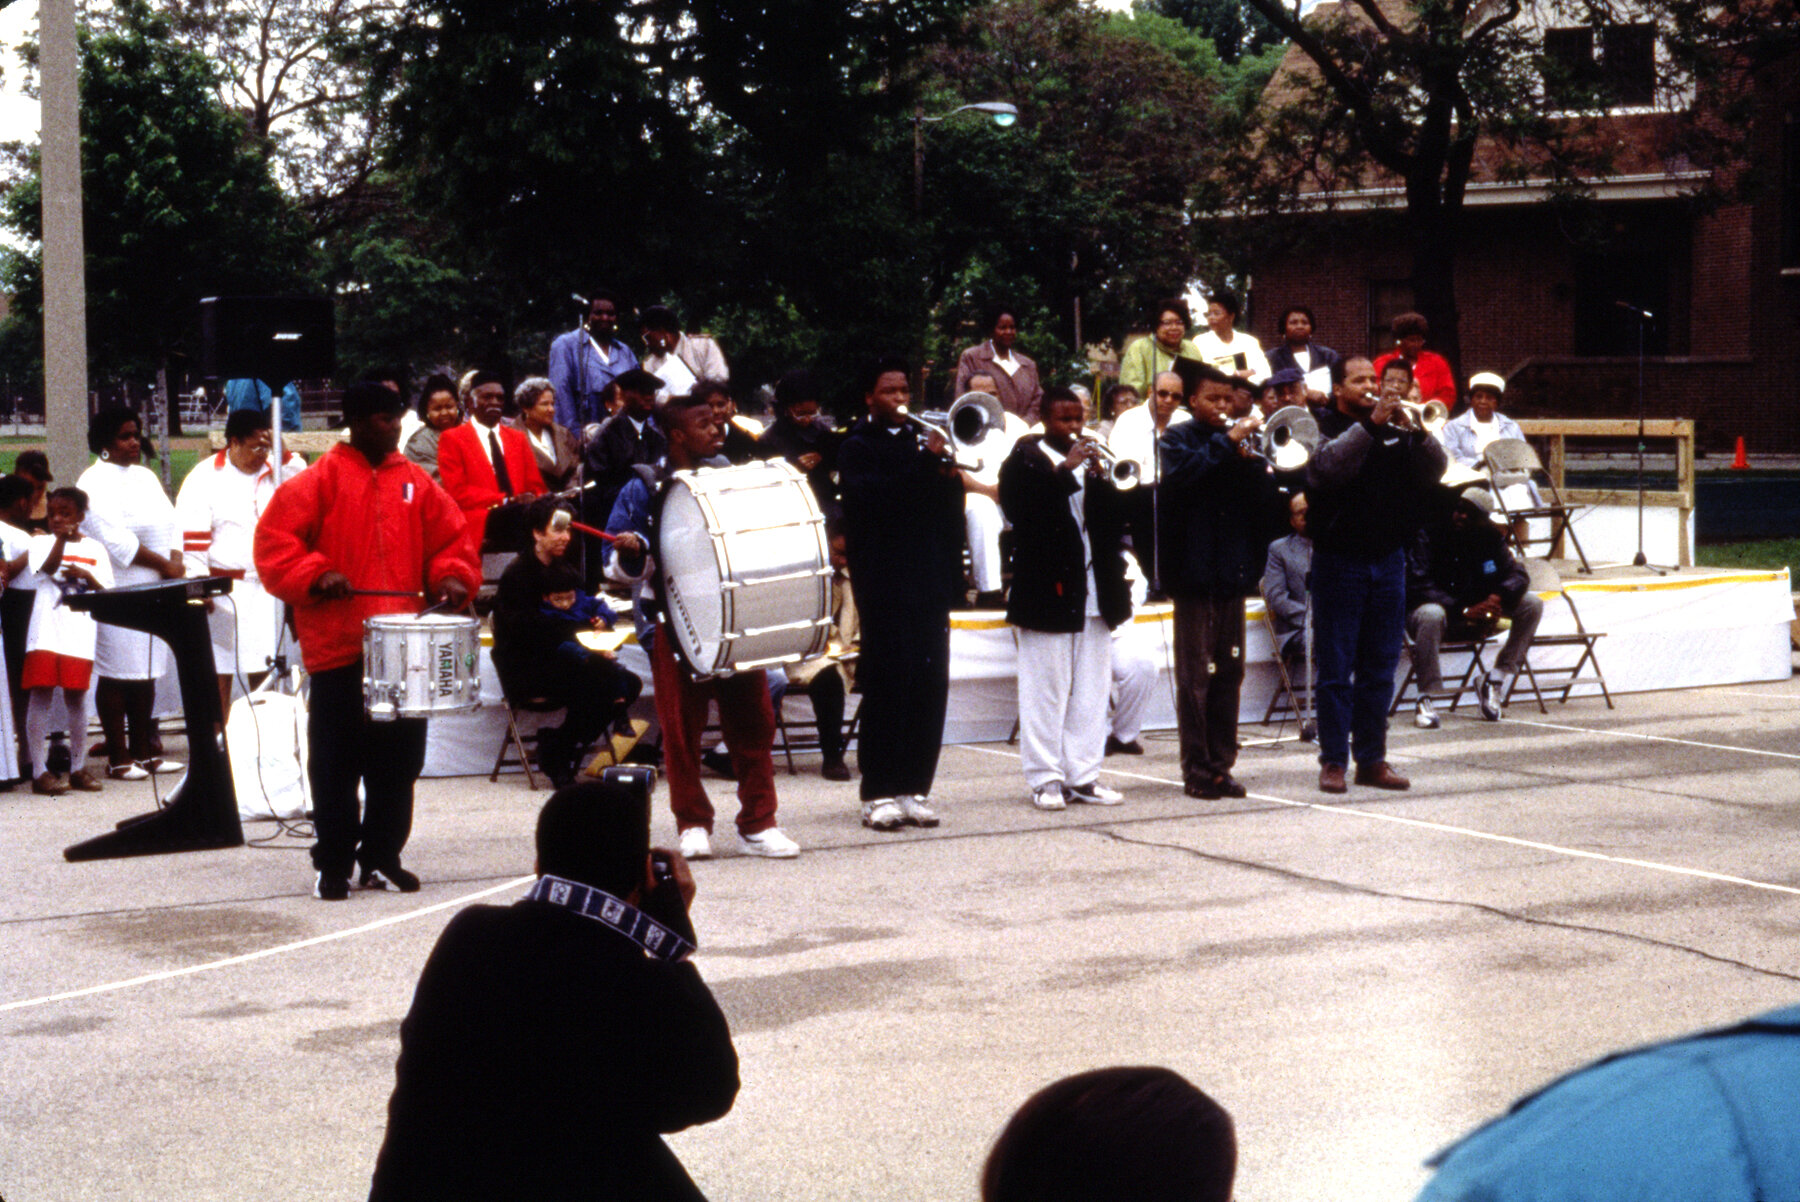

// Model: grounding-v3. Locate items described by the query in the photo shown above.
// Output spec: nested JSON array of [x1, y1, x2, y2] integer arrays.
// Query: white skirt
[[207, 578, 283, 677], [95, 564, 172, 680]]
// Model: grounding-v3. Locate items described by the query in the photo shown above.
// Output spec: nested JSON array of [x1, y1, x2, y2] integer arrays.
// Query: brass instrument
[[1081, 439, 1141, 491], [1245, 407, 1321, 471], [900, 391, 1007, 467], [1392, 398, 1449, 435]]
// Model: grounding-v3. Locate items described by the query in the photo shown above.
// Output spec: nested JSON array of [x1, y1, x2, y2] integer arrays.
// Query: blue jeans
[[1311, 547, 1405, 769]]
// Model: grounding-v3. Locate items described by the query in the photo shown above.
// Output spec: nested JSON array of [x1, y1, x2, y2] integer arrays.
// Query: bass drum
[[363, 613, 482, 720], [655, 460, 833, 679]]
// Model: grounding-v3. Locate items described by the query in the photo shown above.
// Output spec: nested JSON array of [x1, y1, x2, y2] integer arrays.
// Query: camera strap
[[526, 874, 695, 964]]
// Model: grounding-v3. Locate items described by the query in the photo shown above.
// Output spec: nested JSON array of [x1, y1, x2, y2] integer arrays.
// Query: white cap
[[1468, 371, 1506, 395]]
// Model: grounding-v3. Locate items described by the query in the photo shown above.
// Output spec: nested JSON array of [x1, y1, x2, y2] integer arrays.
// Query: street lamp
[[913, 101, 1020, 214]]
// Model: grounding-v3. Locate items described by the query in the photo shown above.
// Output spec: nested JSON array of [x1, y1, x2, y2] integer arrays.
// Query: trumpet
[[1080, 439, 1140, 491], [1390, 398, 1449, 435], [1245, 407, 1321, 471]]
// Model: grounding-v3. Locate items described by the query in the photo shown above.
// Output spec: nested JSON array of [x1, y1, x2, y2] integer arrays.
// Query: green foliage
[[1138, 0, 1281, 65], [0, 0, 310, 386]]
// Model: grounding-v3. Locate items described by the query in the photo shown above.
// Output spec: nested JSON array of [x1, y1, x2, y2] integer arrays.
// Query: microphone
[[1613, 300, 1653, 320], [572, 293, 590, 308]]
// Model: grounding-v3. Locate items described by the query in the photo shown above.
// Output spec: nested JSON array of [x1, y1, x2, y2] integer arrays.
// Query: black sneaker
[[1477, 676, 1502, 722], [820, 759, 852, 782], [359, 863, 421, 893], [314, 872, 350, 901], [699, 747, 735, 779], [1104, 736, 1145, 756]]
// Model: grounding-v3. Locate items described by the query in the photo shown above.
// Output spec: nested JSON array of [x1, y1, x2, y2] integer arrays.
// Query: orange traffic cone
[[1731, 436, 1748, 470]]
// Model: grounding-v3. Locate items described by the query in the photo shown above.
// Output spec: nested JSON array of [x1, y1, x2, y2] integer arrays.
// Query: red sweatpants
[[649, 629, 780, 836]]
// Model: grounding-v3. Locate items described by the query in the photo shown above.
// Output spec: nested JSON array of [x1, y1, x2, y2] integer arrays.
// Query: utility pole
[[41, 0, 89, 483]]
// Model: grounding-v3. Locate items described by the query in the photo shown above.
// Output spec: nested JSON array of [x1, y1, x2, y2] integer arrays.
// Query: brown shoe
[[68, 769, 104, 792], [1353, 762, 1411, 790], [32, 771, 70, 796], [1318, 764, 1347, 794]]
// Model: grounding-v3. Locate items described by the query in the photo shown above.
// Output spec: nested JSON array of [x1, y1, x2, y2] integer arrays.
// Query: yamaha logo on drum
[[436, 638, 457, 697]]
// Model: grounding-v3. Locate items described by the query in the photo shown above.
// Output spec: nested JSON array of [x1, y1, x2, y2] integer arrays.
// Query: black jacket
[[583, 411, 667, 524], [997, 435, 1131, 633], [838, 417, 966, 617], [1305, 407, 1449, 561], [756, 414, 843, 530], [1156, 419, 1278, 598], [1266, 341, 1342, 378], [1406, 508, 1530, 614], [368, 899, 739, 1201]]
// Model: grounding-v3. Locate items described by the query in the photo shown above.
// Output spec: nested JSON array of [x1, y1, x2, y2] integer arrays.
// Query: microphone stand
[[1616, 301, 1668, 576]]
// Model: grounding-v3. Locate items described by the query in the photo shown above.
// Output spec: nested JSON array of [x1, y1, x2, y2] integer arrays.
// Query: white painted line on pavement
[[1494, 717, 1800, 760], [959, 745, 1800, 898], [0, 875, 535, 1015]]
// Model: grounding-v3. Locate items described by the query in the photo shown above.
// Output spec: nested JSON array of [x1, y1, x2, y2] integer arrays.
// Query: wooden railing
[[1515, 418, 1695, 565]]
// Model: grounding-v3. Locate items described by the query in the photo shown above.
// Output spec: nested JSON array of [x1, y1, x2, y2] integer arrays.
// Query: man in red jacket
[[437, 369, 546, 560], [256, 380, 479, 901]]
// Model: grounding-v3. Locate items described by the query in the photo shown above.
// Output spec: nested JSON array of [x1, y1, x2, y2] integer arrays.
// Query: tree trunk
[[1407, 192, 1463, 387]]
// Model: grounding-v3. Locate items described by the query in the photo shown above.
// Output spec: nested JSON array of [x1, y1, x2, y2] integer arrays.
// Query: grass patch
[[1694, 538, 1799, 582]]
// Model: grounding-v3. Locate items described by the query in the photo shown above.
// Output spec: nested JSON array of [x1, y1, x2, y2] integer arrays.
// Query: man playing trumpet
[[1305, 357, 1448, 794]]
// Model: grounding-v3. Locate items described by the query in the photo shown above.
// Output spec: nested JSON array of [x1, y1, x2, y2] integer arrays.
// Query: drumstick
[[547, 509, 617, 542], [350, 589, 426, 598]]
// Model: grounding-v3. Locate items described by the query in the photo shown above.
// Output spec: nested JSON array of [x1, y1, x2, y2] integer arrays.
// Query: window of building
[[1543, 23, 1655, 109], [1367, 280, 1413, 355]]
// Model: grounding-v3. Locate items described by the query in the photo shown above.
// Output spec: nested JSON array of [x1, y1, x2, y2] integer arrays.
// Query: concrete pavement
[[2, 673, 1797, 1201]]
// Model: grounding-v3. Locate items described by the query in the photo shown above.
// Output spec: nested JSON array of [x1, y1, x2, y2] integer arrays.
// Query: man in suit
[[437, 369, 547, 560], [583, 367, 667, 541], [1261, 492, 1312, 666], [368, 779, 739, 1200]]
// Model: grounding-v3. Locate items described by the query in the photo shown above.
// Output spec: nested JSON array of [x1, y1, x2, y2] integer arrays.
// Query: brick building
[[1240, 25, 1800, 455]]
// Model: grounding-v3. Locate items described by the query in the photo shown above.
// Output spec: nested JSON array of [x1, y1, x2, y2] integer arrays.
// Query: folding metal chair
[[1505, 561, 1613, 712], [1481, 438, 1592, 572]]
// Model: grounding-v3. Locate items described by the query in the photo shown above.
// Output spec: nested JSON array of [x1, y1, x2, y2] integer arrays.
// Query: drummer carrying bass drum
[[604, 392, 801, 862], [257, 380, 480, 902]]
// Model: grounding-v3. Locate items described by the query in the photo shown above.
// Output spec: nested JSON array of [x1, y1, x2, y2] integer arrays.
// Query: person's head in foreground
[[534, 778, 654, 899], [982, 1065, 1236, 1202]]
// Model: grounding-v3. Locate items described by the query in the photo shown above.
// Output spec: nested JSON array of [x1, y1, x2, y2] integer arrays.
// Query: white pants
[[1109, 624, 1158, 742], [1016, 618, 1112, 791], [966, 493, 1006, 594]]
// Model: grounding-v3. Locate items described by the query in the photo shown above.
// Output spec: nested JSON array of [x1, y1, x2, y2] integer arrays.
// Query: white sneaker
[[1031, 781, 1067, 811], [862, 799, 905, 831], [1067, 780, 1124, 805], [678, 827, 713, 861], [741, 827, 800, 858], [897, 795, 940, 827], [1415, 697, 1441, 729], [1478, 675, 1503, 722]]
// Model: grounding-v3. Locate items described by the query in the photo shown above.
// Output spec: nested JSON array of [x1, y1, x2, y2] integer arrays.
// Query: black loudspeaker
[[199, 295, 335, 385]]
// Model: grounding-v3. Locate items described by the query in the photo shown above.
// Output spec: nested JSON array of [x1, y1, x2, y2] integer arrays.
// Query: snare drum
[[656, 460, 832, 678], [363, 613, 482, 720]]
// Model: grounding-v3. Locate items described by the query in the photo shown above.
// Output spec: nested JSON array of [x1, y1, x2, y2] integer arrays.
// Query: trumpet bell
[[1254, 407, 1322, 471], [947, 391, 1008, 449]]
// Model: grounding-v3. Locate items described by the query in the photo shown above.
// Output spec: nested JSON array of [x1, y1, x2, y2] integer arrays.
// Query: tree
[[1142, 0, 1282, 65], [916, 0, 1237, 380], [1223, 0, 1796, 373], [0, 0, 311, 389]]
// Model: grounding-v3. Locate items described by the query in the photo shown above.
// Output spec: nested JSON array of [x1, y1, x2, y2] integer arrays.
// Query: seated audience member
[[1096, 381, 1140, 442], [1373, 311, 1456, 405], [1118, 298, 1201, 398], [1194, 288, 1270, 382], [509, 376, 581, 493], [1405, 487, 1542, 728], [492, 500, 643, 788], [1442, 372, 1525, 468], [692, 377, 759, 464], [1109, 370, 1191, 592], [758, 367, 840, 493], [583, 367, 666, 538], [982, 1066, 1236, 1202], [1107, 556, 1156, 757], [640, 304, 729, 404], [438, 369, 546, 559], [1227, 377, 1257, 422], [999, 386, 1131, 811], [784, 544, 859, 782], [1262, 492, 1312, 666], [1262, 367, 1307, 418], [955, 305, 1044, 424], [367, 780, 739, 1201], [404, 374, 461, 485]]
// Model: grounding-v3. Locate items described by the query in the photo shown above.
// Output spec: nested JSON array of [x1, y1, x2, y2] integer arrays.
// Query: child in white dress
[[21, 488, 113, 795]]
